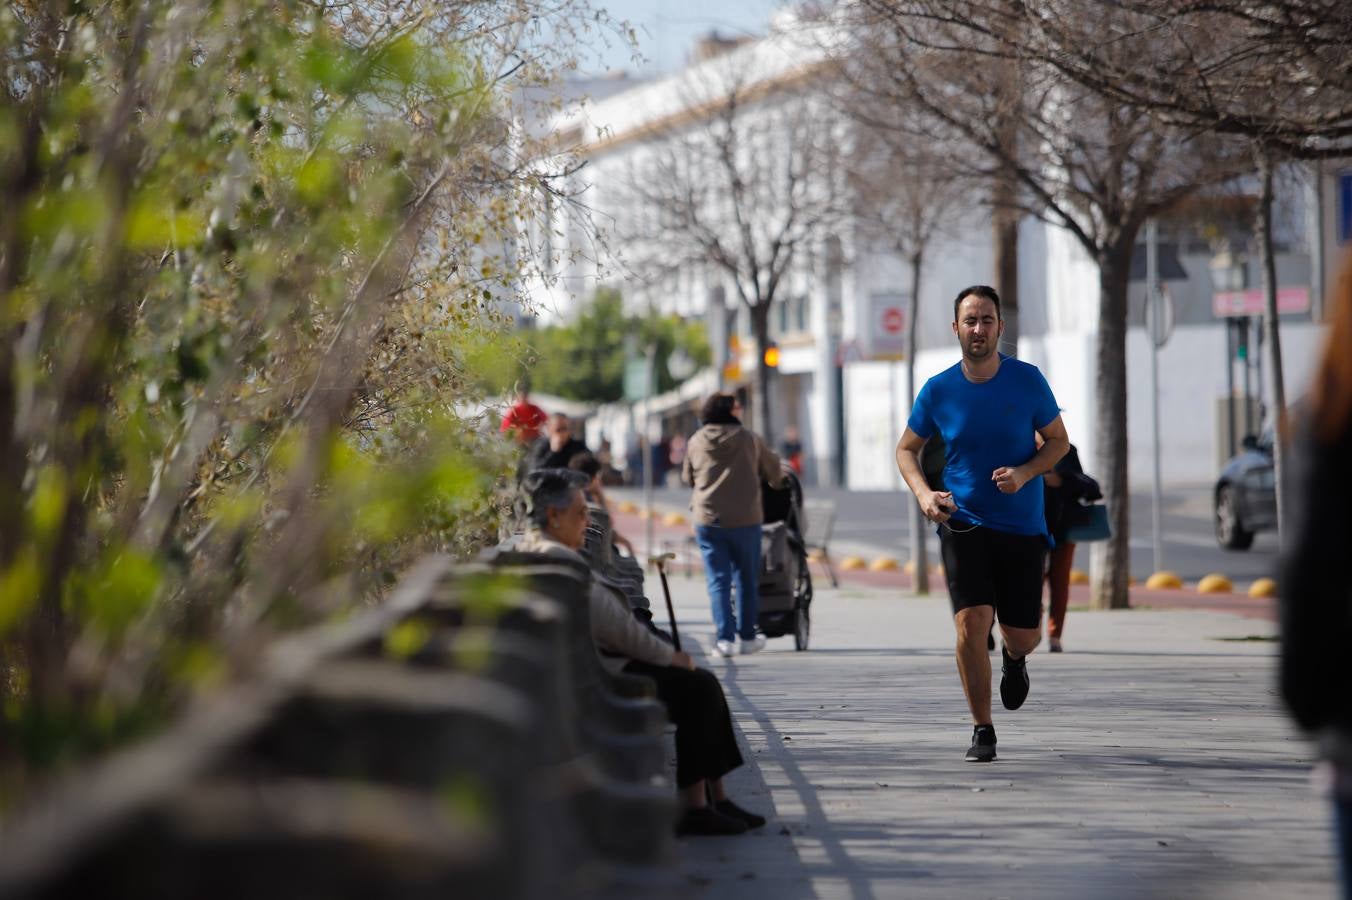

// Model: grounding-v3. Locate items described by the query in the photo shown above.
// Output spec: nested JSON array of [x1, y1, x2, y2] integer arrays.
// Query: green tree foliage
[[0, 0, 625, 799], [524, 288, 712, 402]]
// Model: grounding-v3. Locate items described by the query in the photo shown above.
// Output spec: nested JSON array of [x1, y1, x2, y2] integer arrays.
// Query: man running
[[895, 285, 1068, 762]]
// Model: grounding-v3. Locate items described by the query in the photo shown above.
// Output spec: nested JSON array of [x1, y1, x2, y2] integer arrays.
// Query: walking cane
[[650, 552, 681, 652]]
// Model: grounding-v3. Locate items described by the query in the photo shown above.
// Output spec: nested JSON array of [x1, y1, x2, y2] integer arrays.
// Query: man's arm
[[993, 415, 1070, 494], [896, 428, 955, 522]]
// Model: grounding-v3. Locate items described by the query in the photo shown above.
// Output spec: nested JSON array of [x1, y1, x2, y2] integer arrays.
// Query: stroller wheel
[[793, 603, 810, 651]]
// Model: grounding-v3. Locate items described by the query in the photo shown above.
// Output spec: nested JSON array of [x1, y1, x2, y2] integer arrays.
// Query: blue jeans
[[695, 524, 762, 643]]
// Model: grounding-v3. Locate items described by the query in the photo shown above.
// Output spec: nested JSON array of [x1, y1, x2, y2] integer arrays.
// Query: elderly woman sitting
[[517, 468, 766, 836]]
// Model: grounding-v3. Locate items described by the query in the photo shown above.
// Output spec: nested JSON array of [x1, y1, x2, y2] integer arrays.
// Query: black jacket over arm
[[1043, 444, 1095, 543]]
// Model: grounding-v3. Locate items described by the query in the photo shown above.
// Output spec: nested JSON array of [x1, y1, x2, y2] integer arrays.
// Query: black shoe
[[965, 724, 997, 762], [716, 799, 767, 829], [677, 805, 748, 836], [1000, 646, 1030, 710]]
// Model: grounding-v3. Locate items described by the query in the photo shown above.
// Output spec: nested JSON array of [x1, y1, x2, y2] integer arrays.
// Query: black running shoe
[[965, 724, 997, 762], [716, 799, 767, 829], [1000, 646, 1030, 710]]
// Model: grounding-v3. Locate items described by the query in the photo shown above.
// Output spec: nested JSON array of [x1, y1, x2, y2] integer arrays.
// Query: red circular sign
[[882, 307, 904, 334]]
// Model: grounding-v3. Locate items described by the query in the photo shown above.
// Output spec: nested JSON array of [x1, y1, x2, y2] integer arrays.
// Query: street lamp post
[[1145, 220, 1168, 576]]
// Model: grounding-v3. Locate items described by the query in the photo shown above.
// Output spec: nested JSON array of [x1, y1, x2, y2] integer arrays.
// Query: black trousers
[[623, 661, 744, 789]]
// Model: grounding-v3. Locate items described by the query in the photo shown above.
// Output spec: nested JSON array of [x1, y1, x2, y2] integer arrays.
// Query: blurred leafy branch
[[0, 0, 628, 802]]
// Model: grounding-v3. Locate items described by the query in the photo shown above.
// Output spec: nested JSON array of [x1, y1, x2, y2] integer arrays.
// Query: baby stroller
[[756, 467, 814, 651]]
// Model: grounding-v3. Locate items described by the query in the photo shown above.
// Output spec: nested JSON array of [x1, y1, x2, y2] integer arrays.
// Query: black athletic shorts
[[938, 523, 1048, 629]]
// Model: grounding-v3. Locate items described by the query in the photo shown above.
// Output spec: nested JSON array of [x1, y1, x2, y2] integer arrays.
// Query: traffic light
[[763, 343, 780, 368]]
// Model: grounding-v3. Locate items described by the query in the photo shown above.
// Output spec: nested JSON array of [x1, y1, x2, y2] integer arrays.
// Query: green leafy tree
[[524, 288, 712, 403], [0, 0, 626, 798]]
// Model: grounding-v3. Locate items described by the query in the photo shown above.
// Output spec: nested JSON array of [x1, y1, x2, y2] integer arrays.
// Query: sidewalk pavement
[[654, 571, 1332, 899]]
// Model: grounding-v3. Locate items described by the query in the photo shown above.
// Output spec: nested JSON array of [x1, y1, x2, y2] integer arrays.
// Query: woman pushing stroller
[[682, 392, 786, 658]]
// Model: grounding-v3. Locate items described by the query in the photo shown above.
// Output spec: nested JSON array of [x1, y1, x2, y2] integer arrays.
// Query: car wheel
[[1216, 484, 1254, 550]]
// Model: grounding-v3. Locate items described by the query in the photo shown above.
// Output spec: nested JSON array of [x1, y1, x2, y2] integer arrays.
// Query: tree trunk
[[1089, 247, 1133, 610], [907, 252, 929, 594], [992, 187, 1020, 353], [1256, 148, 1288, 542], [991, 46, 1021, 355], [752, 303, 774, 441]]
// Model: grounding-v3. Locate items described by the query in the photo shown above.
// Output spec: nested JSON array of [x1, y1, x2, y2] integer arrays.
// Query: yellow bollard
[[1196, 573, 1234, 594], [662, 512, 688, 527], [870, 557, 899, 572], [840, 556, 867, 571], [1068, 569, 1089, 585], [617, 501, 638, 514], [1248, 577, 1279, 599], [1145, 571, 1183, 590]]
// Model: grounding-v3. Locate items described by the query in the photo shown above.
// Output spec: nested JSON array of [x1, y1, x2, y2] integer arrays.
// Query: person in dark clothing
[[526, 413, 589, 472], [1041, 443, 1099, 652], [1281, 250, 1352, 897]]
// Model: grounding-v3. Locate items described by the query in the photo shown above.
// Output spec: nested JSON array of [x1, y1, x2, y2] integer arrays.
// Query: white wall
[[1019, 321, 1327, 487], [842, 348, 965, 491], [843, 361, 910, 490], [1122, 320, 1326, 485]]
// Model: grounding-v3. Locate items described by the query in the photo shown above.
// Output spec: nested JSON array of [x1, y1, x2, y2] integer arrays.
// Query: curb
[[607, 507, 1279, 604]]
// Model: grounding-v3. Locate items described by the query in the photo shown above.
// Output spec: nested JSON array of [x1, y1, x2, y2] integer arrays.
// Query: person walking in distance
[[1042, 441, 1099, 653], [683, 393, 786, 658], [894, 286, 1068, 762]]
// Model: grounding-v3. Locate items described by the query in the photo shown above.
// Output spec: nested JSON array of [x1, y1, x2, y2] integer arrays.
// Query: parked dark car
[[1214, 430, 1276, 550]]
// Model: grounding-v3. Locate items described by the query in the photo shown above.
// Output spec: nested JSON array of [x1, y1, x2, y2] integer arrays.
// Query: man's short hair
[[547, 413, 571, 431], [953, 285, 1002, 323], [523, 468, 589, 529]]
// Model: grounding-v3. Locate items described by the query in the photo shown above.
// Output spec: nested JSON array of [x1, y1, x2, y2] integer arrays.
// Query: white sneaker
[[740, 636, 767, 655], [713, 640, 736, 658]]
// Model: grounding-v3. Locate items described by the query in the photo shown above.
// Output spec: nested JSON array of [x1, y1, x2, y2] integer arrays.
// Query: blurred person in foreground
[[682, 392, 785, 658], [1281, 251, 1352, 896], [517, 469, 766, 836]]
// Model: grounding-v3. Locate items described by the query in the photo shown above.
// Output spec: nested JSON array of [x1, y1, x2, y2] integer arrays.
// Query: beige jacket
[[681, 423, 785, 529], [515, 530, 675, 674]]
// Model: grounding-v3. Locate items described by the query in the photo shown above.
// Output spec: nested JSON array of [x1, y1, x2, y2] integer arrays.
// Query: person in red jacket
[[500, 384, 547, 444]]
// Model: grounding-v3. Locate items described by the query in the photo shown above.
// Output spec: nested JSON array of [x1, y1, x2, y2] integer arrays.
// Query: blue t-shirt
[[907, 355, 1061, 538]]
